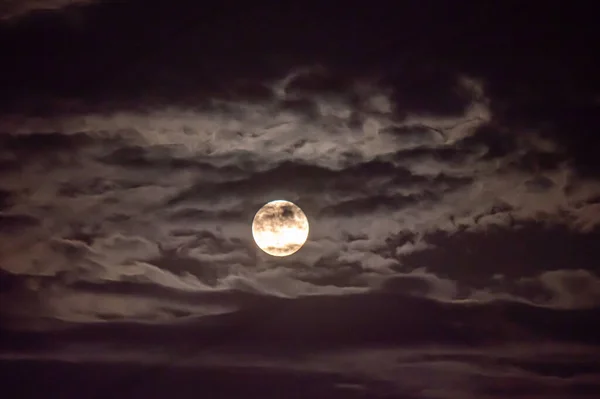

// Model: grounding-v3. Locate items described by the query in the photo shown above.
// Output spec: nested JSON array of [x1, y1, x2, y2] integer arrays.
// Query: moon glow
[[252, 200, 309, 257]]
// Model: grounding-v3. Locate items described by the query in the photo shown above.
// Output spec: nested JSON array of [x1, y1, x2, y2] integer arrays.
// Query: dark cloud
[[409, 351, 600, 379], [3, 293, 600, 355], [166, 208, 242, 223], [98, 145, 244, 176], [457, 124, 518, 160], [2, 352, 600, 398], [0, 132, 91, 151], [319, 192, 435, 217], [145, 242, 247, 285], [68, 279, 259, 308], [0, 0, 94, 21], [379, 275, 432, 297], [57, 177, 143, 198], [0, 213, 39, 233], [401, 222, 600, 283]]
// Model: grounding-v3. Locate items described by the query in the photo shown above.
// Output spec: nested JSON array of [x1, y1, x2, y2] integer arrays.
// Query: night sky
[[1, 1, 600, 398]]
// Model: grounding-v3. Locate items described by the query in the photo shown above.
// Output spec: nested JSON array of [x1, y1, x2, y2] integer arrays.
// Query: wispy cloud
[[0, 0, 95, 20], [1, 67, 600, 328]]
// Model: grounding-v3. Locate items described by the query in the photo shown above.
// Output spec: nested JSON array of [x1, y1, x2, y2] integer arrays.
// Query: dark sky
[[1, 1, 600, 398]]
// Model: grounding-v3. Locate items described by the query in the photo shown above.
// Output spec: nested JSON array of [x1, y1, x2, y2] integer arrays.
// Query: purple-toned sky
[[1, 1, 600, 398]]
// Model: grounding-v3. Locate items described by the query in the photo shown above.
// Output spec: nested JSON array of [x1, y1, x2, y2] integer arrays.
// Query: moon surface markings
[[252, 200, 309, 257]]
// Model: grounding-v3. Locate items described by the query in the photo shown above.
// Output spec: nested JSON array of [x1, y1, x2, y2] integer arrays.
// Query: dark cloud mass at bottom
[[3, 294, 600, 397], [1, 1, 600, 398]]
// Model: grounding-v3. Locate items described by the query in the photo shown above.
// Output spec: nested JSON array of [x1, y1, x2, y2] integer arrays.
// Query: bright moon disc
[[252, 200, 309, 256]]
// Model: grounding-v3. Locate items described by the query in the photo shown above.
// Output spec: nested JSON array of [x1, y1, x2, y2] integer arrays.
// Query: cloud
[[4, 343, 600, 398], [535, 269, 600, 309], [2, 6, 600, 398], [337, 251, 397, 272], [1, 65, 600, 329], [42, 287, 238, 323], [5, 291, 600, 350], [465, 269, 600, 310], [0, 213, 39, 233], [400, 222, 600, 282], [379, 268, 459, 300], [0, 0, 94, 20], [395, 240, 432, 256]]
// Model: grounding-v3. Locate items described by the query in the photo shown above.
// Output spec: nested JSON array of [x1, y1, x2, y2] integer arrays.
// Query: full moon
[[252, 200, 309, 257]]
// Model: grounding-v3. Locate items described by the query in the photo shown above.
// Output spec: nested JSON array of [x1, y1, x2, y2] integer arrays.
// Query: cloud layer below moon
[[3, 293, 600, 397]]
